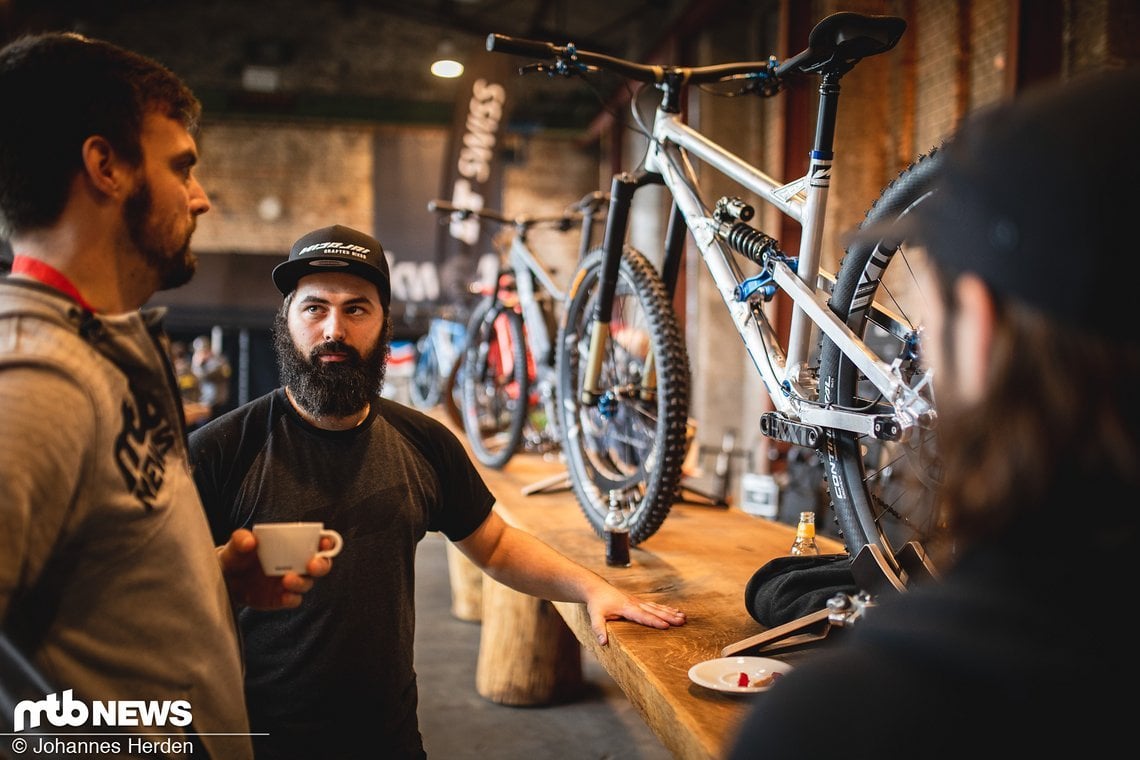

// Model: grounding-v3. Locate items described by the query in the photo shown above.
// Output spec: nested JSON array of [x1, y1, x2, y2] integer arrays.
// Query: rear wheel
[[461, 301, 529, 469], [555, 247, 690, 545], [818, 149, 947, 575]]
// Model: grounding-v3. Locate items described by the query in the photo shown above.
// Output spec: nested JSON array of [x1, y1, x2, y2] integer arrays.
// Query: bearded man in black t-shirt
[[189, 224, 687, 760]]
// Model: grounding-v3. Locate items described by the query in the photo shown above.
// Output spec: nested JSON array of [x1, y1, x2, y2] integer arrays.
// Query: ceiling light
[[241, 64, 281, 92], [430, 40, 464, 79]]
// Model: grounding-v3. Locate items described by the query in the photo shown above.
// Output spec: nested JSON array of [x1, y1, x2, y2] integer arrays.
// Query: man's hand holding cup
[[218, 522, 342, 609]]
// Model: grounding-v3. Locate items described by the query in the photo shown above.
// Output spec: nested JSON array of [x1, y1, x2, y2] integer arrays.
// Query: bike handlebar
[[428, 199, 514, 226], [428, 199, 583, 229], [487, 33, 773, 86], [427, 190, 607, 232], [488, 12, 907, 91], [568, 189, 609, 215]]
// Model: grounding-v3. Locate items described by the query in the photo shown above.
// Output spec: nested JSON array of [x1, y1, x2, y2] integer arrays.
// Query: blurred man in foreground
[[729, 67, 1140, 758]]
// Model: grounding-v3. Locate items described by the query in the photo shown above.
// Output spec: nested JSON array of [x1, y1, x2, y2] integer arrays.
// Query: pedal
[[760, 412, 823, 449]]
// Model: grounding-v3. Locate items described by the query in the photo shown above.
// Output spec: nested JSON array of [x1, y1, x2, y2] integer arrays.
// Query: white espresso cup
[[252, 522, 343, 576]]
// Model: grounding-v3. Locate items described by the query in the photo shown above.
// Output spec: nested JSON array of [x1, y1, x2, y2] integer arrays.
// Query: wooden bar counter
[[448, 435, 844, 760]]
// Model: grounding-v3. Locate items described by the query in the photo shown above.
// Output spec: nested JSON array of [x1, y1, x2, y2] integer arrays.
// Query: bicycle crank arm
[[795, 405, 908, 440], [760, 412, 822, 448], [762, 408, 908, 443]]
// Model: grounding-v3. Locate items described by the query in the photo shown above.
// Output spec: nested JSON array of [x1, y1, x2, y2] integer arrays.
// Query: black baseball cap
[[272, 224, 392, 308], [869, 65, 1140, 343]]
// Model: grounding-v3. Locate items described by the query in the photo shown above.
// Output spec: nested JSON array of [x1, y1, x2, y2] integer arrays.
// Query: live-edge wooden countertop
[[441, 413, 844, 760]]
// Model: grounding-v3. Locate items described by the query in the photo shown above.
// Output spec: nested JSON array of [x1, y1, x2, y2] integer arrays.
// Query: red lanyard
[[10, 255, 98, 312]]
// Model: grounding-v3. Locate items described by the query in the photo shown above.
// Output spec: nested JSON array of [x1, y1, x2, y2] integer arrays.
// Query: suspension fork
[[659, 201, 687, 300], [581, 169, 665, 404]]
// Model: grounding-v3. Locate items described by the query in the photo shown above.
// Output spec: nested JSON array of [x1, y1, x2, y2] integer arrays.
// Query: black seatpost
[[812, 72, 842, 158]]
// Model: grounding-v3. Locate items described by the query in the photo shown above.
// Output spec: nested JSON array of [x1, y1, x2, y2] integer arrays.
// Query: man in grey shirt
[[0, 32, 330, 758]]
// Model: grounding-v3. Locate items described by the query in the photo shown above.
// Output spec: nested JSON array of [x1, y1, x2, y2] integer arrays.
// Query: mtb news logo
[[12, 690, 192, 732]]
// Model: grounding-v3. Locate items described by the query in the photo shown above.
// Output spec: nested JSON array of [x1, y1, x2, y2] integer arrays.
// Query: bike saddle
[[779, 12, 906, 76]]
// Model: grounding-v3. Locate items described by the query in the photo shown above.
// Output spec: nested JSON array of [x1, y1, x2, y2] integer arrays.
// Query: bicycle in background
[[490, 12, 944, 588], [428, 190, 608, 469], [409, 304, 468, 427]]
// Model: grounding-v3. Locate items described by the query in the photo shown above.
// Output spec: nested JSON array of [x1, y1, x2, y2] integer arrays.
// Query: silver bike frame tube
[[647, 109, 933, 436], [509, 238, 556, 366], [645, 118, 798, 419], [787, 152, 829, 380], [651, 112, 804, 222], [510, 236, 565, 303]]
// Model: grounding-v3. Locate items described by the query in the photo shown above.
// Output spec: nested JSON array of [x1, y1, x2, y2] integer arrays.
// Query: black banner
[[435, 49, 514, 304]]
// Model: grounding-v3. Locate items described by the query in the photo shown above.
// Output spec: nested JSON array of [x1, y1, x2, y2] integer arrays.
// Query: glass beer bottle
[[789, 511, 820, 556], [604, 489, 631, 567]]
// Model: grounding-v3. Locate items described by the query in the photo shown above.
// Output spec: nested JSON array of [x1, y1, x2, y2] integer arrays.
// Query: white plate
[[687, 656, 793, 694]]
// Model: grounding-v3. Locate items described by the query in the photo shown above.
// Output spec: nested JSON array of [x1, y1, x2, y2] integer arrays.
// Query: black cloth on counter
[[744, 553, 858, 627]]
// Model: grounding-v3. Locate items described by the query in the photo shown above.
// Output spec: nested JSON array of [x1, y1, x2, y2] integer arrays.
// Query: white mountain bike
[[489, 11, 945, 587]]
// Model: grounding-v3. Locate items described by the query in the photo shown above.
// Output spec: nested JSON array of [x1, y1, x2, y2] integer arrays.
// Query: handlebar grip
[[486, 33, 558, 59], [427, 199, 458, 214], [571, 190, 610, 214], [428, 199, 516, 225]]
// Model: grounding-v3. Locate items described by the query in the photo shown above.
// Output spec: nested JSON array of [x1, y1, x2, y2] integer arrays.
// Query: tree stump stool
[[475, 576, 583, 705], [444, 542, 483, 622]]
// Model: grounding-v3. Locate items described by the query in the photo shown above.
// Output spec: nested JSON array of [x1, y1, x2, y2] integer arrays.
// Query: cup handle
[[317, 529, 344, 559]]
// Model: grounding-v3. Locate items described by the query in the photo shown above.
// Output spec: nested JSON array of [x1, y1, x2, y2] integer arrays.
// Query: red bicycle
[[428, 191, 607, 469]]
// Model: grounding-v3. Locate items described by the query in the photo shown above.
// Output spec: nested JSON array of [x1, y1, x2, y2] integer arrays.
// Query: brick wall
[[193, 122, 376, 254]]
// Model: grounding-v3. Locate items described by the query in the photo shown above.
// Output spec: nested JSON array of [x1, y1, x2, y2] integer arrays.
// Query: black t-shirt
[[189, 390, 495, 759]]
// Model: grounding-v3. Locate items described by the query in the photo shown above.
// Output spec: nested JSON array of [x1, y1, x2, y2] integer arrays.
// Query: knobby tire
[[462, 300, 530, 469], [556, 247, 690, 545], [409, 334, 442, 410], [818, 148, 946, 568]]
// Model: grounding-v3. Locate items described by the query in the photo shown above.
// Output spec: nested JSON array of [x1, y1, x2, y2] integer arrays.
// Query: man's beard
[[124, 180, 197, 291], [273, 309, 392, 418]]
